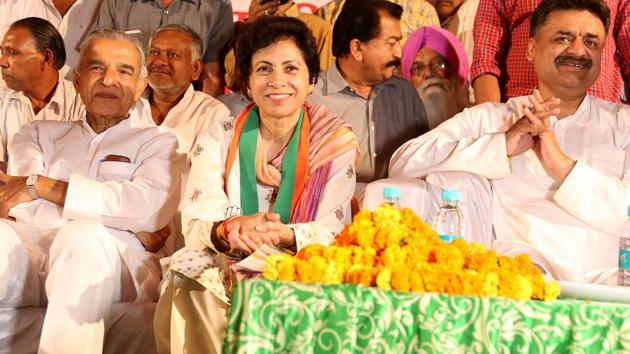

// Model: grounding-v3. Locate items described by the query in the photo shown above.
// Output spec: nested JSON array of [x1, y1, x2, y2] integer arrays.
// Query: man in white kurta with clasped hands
[[0, 30, 185, 354], [390, 0, 628, 284]]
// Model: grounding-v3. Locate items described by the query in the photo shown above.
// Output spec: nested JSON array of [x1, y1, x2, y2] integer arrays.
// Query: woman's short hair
[[235, 16, 320, 92]]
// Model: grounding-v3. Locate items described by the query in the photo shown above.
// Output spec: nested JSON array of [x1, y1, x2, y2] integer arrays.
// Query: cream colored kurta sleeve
[[181, 120, 232, 251], [389, 102, 516, 180], [289, 149, 357, 251]]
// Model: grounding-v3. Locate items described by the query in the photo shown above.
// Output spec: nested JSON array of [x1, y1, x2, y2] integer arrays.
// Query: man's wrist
[[554, 158, 576, 181], [26, 174, 39, 199]]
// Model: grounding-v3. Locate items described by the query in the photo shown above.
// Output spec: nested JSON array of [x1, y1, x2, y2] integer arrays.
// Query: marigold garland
[[263, 204, 561, 301]]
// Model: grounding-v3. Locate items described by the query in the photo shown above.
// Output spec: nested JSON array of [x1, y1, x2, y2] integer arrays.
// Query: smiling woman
[[154, 16, 360, 354]]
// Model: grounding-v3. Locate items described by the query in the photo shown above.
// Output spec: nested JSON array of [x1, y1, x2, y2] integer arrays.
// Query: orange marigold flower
[[263, 204, 560, 301], [296, 244, 326, 260]]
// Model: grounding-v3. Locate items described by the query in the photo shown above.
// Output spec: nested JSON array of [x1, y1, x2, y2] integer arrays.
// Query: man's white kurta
[[390, 95, 630, 283], [0, 78, 83, 162], [0, 0, 103, 77], [8, 114, 184, 234], [0, 112, 184, 354]]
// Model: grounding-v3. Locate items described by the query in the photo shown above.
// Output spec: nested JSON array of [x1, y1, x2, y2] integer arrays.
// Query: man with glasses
[[400, 26, 470, 129]]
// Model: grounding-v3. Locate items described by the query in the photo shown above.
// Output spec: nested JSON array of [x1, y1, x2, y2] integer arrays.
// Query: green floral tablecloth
[[223, 279, 630, 354]]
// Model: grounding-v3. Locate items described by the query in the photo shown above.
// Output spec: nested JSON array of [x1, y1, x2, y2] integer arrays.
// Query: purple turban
[[401, 26, 469, 87]]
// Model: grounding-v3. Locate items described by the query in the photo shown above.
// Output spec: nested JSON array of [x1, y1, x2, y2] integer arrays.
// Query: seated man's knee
[[52, 220, 115, 254]]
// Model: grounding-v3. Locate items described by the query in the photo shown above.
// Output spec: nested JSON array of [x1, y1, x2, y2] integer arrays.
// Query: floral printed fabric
[[224, 279, 630, 353]]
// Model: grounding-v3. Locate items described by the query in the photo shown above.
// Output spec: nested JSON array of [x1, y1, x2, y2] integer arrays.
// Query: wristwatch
[[26, 174, 39, 199]]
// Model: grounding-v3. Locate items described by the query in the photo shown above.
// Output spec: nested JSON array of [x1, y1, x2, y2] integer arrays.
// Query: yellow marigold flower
[[391, 268, 411, 292], [262, 254, 283, 280], [499, 273, 533, 301], [323, 261, 343, 285], [275, 254, 297, 282], [346, 265, 377, 287], [372, 204, 401, 226], [380, 245, 408, 269], [324, 246, 352, 276], [481, 272, 499, 297], [296, 256, 327, 283], [409, 271, 425, 292], [263, 203, 560, 301], [376, 268, 393, 290], [543, 280, 561, 301], [430, 244, 465, 270]]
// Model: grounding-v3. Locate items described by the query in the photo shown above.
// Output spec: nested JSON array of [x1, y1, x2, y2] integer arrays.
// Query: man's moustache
[[555, 54, 592, 69], [148, 66, 172, 74], [386, 58, 401, 68], [419, 77, 448, 94]]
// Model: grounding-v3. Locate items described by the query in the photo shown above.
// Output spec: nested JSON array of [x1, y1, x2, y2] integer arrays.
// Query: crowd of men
[[0, 0, 628, 352]]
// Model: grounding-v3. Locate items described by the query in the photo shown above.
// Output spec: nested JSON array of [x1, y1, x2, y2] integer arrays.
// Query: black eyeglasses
[[410, 60, 449, 79]]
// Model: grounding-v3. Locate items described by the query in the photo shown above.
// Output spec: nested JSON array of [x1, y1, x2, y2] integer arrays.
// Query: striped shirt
[[92, 0, 233, 63]]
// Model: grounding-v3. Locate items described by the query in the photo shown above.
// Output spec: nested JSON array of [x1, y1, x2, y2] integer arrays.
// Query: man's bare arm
[[200, 62, 225, 97], [36, 175, 68, 206], [472, 74, 501, 104]]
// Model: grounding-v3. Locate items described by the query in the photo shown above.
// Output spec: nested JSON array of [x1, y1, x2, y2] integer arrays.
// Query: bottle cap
[[383, 187, 401, 199], [442, 189, 461, 202]]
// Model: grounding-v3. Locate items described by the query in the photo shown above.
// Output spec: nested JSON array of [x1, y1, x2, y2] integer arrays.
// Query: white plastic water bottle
[[383, 187, 401, 209], [433, 189, 463, 243], [618, 206, 630, 286]]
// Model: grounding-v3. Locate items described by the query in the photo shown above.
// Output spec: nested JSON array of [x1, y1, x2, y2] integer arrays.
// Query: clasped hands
[[0, 171, 32, 220], [220, 212, 295, 255], [505, 90, 576, 181], [0, 170, 169, 252]]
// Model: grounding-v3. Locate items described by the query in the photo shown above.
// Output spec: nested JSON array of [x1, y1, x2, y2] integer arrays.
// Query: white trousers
[[0, 219, 161, 354]]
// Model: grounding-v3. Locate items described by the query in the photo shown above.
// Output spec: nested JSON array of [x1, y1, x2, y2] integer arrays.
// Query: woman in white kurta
[[155, 16, 359, 354]]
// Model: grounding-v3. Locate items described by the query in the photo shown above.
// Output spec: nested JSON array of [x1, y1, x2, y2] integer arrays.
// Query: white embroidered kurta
[[390, 94, 630, 284], [136, 85, 232, 161], [0, 0, 103, 77], [134, 85, 232, 253], [0, 78, 83, 162], [168, 112, 357, 303]]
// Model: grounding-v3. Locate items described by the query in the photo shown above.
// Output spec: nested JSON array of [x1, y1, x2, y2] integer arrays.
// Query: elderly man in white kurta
[[0, 17, 83, 166], [389, 0, 626, 283], [133, 24, 232, 254], [0, 30, 184, 354]]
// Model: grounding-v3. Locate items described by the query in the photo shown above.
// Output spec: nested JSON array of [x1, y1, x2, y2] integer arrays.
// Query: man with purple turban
[[401, 26, 470, 129]]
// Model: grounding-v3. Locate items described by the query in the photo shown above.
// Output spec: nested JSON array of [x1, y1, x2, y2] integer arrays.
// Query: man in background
[[400, 26, 469, 129], [0, 17, 83, 169], [310, 0, 428, 195]]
